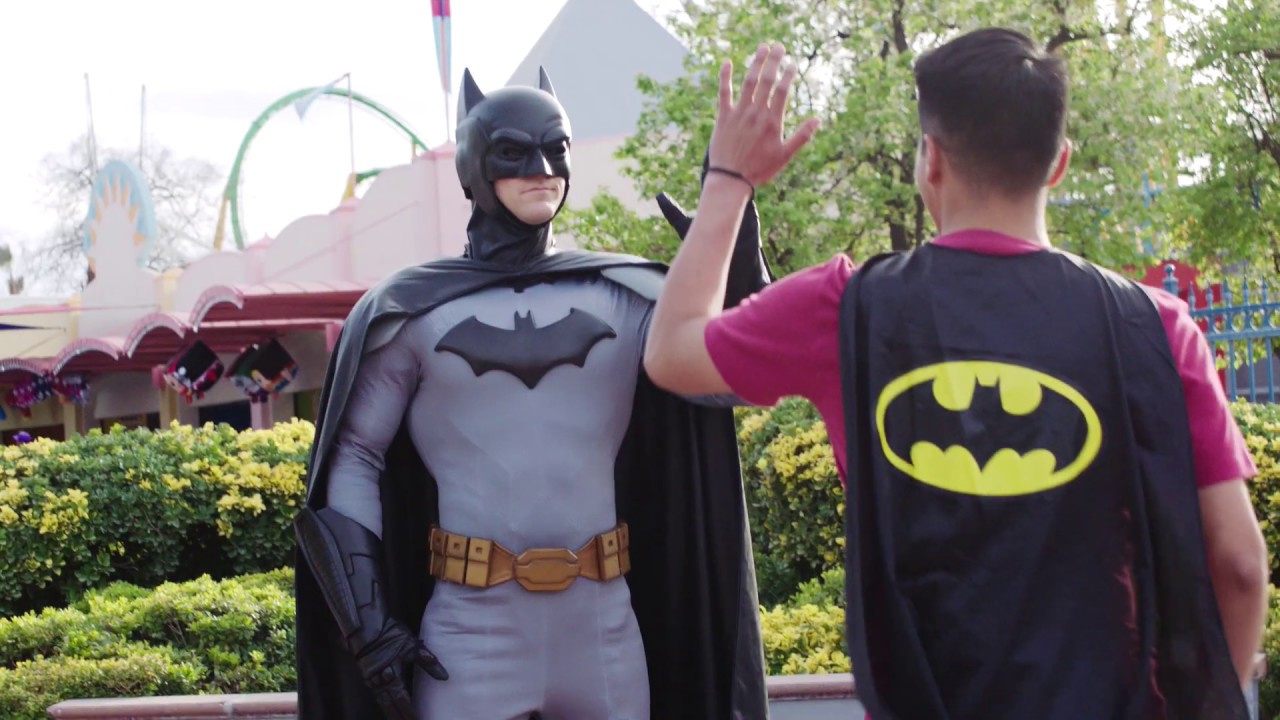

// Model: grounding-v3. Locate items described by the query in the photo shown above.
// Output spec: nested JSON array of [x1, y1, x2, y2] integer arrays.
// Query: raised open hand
[[708, 43, 820, 190]]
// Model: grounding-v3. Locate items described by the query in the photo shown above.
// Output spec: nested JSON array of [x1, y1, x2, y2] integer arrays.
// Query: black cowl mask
[[455, 66, 572, 266]]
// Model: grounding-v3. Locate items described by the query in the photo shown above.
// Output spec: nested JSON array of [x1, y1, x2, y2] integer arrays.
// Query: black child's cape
[[837, 245, 1247, 719], [294, 250, 768, 719]]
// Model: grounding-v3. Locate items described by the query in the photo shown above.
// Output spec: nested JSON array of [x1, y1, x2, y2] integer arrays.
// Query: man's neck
[[464, 209, 555, 266], [935, 192, 1051, 247]]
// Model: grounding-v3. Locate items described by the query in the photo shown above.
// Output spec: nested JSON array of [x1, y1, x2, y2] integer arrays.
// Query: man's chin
[[513, 207, 557, 225]]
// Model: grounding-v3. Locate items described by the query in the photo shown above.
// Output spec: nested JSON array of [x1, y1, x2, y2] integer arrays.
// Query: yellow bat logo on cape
[[875, 360, 1101, 497]]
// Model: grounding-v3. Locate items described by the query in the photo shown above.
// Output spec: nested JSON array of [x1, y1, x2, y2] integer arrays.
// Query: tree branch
[[892, 0, 908, 54], [1046, 1, 1134, 53]]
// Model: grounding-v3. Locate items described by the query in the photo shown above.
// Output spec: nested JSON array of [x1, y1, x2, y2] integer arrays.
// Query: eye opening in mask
[[491, 140, 529, 162], [543, 139, 569, 158]]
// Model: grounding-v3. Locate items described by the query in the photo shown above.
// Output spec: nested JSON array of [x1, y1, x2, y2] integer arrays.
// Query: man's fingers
[[375, 683, 417, 720], [718, 60, 733, 116], [739, 44, 768, 107], [781, 118, 822, 163], [417, 647, 449, 681], [771, 60, 799, 118], [755, 43, 786, 113]]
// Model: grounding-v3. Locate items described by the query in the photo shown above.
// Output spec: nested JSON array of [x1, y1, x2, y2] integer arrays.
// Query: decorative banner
[[163, 341, 224, 403], [228, 339, 299, 403], [251, 339, 299, 394], [5, 385, 34, 416], [5, 373, 58, 416], [53, 375, 91, 406], [228, 344, 270, 404], [431, 0, 452, 95]]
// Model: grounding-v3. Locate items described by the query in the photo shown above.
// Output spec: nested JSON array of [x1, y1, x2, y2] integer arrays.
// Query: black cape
[[838, 245, 1247, 719], [295, 250, 768, 719]]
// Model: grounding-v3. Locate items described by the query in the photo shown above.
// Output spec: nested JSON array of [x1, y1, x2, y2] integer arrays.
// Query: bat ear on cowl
[[538, 66, 557, 97], [458, 68, 486, 126]]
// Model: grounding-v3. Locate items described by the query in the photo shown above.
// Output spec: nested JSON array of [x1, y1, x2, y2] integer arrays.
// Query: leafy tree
[[563, 0, 1207, 275], [1180, 0, 1280, 275]]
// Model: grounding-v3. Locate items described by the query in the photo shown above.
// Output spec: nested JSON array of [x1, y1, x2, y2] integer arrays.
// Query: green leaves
[[1179, 0, 1280, 274], [0, 570, 295, 719], [567, 0, 1265, 275], [735, 399, 845, 606], [0, 421, 311, 616]]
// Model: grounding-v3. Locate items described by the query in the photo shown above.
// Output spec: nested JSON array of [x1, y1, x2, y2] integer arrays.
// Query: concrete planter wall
[[45, 656, 1266, 719], [45, 677, 862, 719]]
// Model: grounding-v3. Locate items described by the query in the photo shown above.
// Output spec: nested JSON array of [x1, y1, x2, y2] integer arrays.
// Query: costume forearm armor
[[296, 507, 396, 651], [296, 506, 446, 717]]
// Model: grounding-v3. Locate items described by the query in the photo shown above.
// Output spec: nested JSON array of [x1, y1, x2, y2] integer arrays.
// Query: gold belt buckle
[[513, 547, 581, 592]]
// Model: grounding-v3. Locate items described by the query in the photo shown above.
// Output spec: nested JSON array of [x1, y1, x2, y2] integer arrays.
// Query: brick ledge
[[45, 655, 1266, 718]]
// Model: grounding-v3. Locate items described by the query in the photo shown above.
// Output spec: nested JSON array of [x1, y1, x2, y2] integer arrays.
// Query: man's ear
[[1047, 139, 1072, 188], [922, 134, 945, 187]]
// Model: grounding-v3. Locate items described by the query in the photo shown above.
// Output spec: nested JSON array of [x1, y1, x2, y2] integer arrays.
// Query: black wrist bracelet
[[706, 166, 755, 198]]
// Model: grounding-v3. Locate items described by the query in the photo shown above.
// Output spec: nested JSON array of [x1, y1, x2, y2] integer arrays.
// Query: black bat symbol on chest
[[435, 309, 617, 389]]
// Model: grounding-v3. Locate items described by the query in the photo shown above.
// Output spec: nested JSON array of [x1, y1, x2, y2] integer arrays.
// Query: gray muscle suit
[[292, 67, 771, 720], [330, 279, 662, 717]]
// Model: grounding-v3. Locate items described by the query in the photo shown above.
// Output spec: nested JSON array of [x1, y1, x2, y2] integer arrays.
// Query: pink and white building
[[0, 0, 686, 440]]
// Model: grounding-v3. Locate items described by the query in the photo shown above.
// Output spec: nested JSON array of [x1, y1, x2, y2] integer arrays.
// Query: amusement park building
[[0, 0, 687, 441]]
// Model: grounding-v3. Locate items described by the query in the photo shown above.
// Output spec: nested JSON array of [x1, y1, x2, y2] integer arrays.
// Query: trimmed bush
[[0, 566, 855, 716], [0, 421, 311, 615], [760, 602, 849, 676], [5, 402, 1280, 711], [0, 647, 204, 719], [786, 567, 845, 610], [736, 399, 844, 606], [1260, 586, 1280, 720], [1230, 401, 1280, 583], [0, 569, 294, 720], [759, 568, 849, 675]]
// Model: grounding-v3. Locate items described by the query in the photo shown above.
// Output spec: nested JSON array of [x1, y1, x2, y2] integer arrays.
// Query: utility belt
[[428, 522, 631, 593]]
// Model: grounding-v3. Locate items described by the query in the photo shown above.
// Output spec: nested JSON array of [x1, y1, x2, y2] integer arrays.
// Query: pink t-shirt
[[705, 229, 1257, 488]]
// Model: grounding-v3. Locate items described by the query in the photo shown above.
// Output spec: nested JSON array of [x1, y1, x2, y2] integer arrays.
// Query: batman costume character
[[838, 246, 1247, 719], [293, 67, 771, 720]]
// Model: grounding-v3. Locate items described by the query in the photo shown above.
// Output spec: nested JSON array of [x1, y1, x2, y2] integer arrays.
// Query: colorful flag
[[431, 0, 452, 94]]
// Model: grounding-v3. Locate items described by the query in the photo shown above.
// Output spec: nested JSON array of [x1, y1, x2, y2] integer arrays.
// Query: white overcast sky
[[0, 0, 682, 263]]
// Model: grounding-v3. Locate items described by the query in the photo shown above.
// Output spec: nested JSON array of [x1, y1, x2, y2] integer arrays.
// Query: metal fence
[[1162, 265, 1280, 404]]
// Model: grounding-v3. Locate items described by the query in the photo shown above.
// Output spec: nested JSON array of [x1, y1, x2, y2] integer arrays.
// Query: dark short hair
[[914, 28, 1069, 196]]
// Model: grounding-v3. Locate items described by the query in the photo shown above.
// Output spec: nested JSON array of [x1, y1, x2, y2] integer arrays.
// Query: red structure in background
[[1134, 259, 1230, 389]]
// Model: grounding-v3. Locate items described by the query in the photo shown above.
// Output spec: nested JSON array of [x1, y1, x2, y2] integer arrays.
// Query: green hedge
[[1238, 402, 1280, 718], [4, 399, 1273, 614], [0, 569, 295, 719], [0, 566, 853, 716], [0, 421, 310, 616], [736, 399, 844, 606], [4, 401, 1280, 709], [0, 402, 837, 614], [760, 567, 848, 675], [1229, 401, 1280, 582]]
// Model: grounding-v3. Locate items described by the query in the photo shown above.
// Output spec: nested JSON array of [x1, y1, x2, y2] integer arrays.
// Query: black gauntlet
[[296, 506, 448, 719], [655, 151, 773, 309]]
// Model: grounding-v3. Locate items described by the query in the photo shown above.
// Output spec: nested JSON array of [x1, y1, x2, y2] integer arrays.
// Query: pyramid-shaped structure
[[506, 0, 688, 141]]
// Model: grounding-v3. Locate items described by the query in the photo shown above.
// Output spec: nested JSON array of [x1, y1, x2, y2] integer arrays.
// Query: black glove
[[296, 506, 448, 719], [655, 152, 773, 308]]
